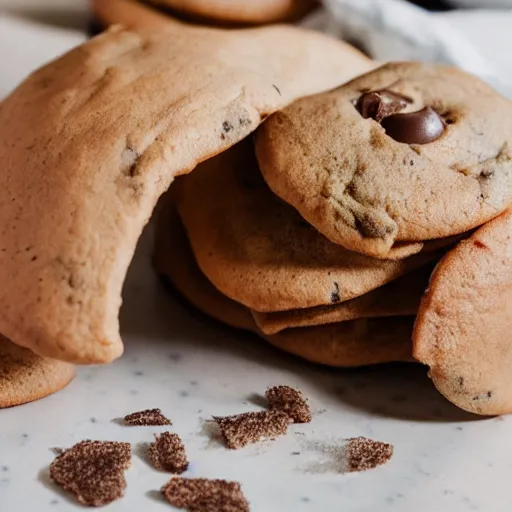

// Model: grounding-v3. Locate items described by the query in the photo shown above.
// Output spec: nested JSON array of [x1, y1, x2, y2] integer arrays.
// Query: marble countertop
[[3, 226, 512, 512], [1, 2, 512, 511]]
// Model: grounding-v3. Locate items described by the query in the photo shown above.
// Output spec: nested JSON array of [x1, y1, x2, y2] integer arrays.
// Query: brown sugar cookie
[[252, 266, 431, 335], [92, 0, 317, 28], [255, 62, 512, 259], [0, 21, 373, 364], [0, 337, 75, 408], [154, 201, 415, 367], [174, 140, 438, 313], [414, 210, 512, 415]]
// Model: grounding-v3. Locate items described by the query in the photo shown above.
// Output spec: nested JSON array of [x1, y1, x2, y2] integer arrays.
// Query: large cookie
[[0, 338, 75, 408], [174, 140, 438, 312], [0, 21, 372, 363], [92, 0, 317, 27], [255, 62, 512, 259], [414, 210, 512, 415], [252, 266, 431, 335], [154, 202, 414, 367]]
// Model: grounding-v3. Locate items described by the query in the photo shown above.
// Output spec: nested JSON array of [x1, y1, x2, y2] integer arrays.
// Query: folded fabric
[[319, 0, 512, 96]]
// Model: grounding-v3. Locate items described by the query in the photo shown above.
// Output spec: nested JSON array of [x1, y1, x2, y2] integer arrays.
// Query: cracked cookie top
[[255, 62, 512, 259]]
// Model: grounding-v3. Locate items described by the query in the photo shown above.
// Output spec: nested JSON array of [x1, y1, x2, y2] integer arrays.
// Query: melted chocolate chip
[[356, 90, 411, 122], [381, 107, 445, 144]]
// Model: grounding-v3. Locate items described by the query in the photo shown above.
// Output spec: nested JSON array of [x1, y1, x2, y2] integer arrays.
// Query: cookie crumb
[[49, 440, 131, 506], [345, 437, 393, 472], [161, 477, 249, 512], [213, 410, 291, 449], [266, 385, 312, 424], [123, 408, 171, 426], [148, 432, 189, 474]]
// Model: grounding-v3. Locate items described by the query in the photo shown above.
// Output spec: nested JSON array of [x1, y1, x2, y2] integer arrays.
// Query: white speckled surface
[[1, 2, 512, 511]]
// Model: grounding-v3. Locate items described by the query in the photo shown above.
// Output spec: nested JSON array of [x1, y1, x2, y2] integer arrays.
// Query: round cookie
[[174, 139, 439, 313], [0, 338, 75, 408], [414, 210, 512, 415], [147, 0, 318, 24], [255, 62, 512, 259], [252, 265, 431, 335], [0, 20, 372, 364]]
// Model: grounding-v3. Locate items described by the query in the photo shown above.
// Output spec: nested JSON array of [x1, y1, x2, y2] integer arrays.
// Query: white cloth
[[317, 0, 512, 96]]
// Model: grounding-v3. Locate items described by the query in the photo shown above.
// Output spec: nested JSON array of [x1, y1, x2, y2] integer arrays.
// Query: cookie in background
[[90, 0, 319, 32]]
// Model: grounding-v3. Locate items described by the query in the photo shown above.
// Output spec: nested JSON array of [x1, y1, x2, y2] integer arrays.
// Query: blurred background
[[0, 0, 511, 99]]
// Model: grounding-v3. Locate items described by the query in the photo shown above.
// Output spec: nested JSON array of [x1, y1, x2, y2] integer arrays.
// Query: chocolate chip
[[222, 121, 234, 133], [356, 90, 411, 122], [381, 107, 445, 145], [355, 213, 393, 239], [331, 283, 341, 303]]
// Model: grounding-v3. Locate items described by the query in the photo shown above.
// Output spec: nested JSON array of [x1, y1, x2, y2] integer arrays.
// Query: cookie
[[92, 0, 318, 27], [153, 203, 255, 331], [255, 62, 512, 259], [148, 0, 318, 24], [174, 140, 438, 313], [0, 21, 372, 363], [91, 0, 175, 30], [414, 210, 512, 415], [0, 337, 75, 408], [252, 266, 431, 335], [154, 202, 415, 367]]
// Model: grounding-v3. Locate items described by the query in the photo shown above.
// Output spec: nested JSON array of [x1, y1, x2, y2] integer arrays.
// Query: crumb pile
[[148, 432, 189, 474], [49, 440, 131, 506], [161, 477, 250, 512], [266, 385, 312, 424], [124, 408, 171, 426], [213, 410, 291, 449], [345, 437, 394, 473]]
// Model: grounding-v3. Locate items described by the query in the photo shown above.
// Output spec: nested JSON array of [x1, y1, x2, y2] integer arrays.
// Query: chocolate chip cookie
[[256, 62, 512, 259]]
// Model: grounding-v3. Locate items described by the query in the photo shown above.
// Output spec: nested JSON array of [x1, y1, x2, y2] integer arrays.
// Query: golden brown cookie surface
[[252, 266, 431, 335], [256, 62, 512, 259], [414, 210, 512, 415], [0, 338, 75, 408], [91, 0, 174, 30], [92, 0, 317, 27], [0, 21, 372, 364], [148, 0, 317, 24]]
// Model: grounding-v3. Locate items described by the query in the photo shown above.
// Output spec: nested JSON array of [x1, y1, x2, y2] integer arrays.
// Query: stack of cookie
[[155, 61, 512, 373]]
